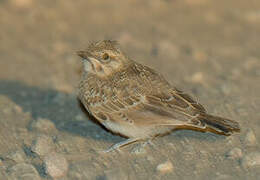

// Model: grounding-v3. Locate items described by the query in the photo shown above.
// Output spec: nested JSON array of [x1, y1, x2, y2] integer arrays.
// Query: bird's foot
[[131, 139, 155, 154]]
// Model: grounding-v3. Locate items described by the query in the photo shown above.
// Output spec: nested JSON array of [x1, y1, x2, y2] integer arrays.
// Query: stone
[[243, 129, 257, 147], [13, 105, 23, 114], [44, 152, 68, 178], [75, 114, 85, 121], [226, 148, 243, 160], [241, 152, 260, 169], [8, 163, 41, 180], [31, 135, 55, 157], [191, 72, 205, 84], [156, 161, 174, 174]]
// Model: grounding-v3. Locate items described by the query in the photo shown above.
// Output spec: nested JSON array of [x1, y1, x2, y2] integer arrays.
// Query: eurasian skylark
[[77, 40, 240, 152]]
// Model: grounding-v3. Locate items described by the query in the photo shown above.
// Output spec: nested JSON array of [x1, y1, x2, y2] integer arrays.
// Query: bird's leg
[[103, 138, 140, 153]]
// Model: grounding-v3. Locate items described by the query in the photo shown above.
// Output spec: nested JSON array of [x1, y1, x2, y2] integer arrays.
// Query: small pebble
[[31, 118, 57, 133], [44, 152, 68, 178], [243, 129, 257, 147], [8, 163, 41, 180], [226, 148, 243, 160], [31, 135, 55, 157], [6, 150, 26, 163], [241, 152, 260, 169], [13, 105, 23, 114], [191, 72, 205, 84], [75, 114, 85, 121], [156, 161, 174, 174]]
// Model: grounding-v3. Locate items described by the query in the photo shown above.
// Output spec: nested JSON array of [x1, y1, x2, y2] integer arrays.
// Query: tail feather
[[196, 113, 240, 135]]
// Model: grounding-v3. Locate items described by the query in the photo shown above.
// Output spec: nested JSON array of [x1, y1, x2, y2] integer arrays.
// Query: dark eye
[[102, 53, 110, 60]]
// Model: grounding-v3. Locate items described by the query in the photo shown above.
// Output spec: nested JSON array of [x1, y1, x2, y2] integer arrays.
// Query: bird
[[77, 40, 240, 152]]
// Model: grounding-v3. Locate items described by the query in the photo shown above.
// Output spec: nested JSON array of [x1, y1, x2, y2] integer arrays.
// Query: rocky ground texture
[[0, 0, 260, 179]]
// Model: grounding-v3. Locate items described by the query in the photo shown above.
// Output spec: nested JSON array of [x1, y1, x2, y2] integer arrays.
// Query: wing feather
[[89, 89, 204, 127], [86, 63, 206, 127]]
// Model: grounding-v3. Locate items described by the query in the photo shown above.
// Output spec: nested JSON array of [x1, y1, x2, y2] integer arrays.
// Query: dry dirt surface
[[0, 0, 260, 179]]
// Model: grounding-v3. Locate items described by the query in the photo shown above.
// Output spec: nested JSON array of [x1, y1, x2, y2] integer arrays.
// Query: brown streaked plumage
[[77, 40, 240, 152]]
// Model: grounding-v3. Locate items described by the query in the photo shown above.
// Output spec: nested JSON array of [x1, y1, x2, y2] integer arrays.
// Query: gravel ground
[[0, 0, 260, 179]]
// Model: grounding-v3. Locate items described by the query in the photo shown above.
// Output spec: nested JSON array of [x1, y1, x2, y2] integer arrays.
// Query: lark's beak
[[77, 50, 90, 59], [77, 50, 102, 72]]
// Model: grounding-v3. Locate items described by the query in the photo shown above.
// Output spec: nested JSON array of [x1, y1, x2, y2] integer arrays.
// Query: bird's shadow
[[0, 80, 122, 144], [0, 80, 223, 145]]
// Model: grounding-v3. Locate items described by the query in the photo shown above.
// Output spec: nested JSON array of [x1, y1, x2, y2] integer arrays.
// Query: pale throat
[[83, 60, 94, 73], [83, 59, 119, 78]]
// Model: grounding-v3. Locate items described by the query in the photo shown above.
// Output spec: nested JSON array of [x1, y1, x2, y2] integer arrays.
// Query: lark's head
[[77, 40, 130, 77]]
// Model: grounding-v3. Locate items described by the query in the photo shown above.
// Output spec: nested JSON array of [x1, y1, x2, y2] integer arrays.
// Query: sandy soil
[[0, 0, 260, 179]]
